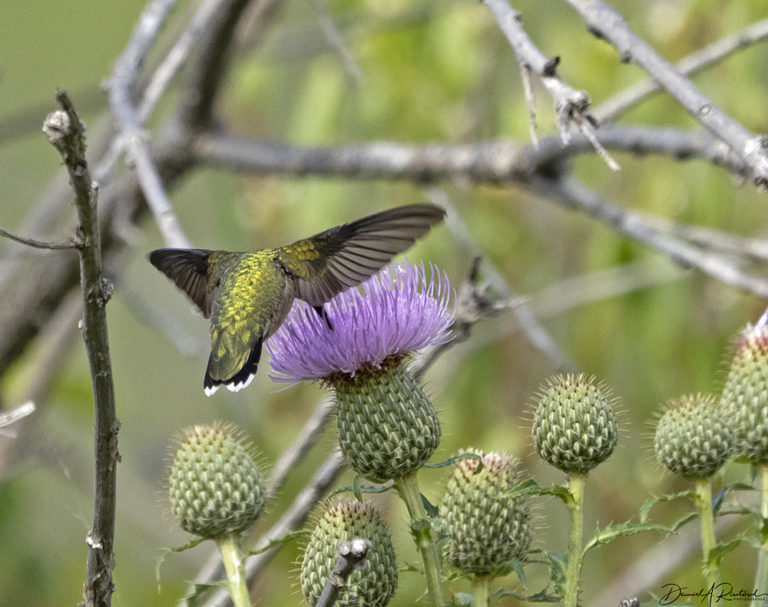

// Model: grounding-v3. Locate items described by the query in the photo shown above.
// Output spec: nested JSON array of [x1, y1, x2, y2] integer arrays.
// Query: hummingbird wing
[[149, 249, 217, 317], [277, 203, 445, 305]]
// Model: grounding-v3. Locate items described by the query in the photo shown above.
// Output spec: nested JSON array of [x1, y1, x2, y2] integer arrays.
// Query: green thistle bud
[[654, 395, 733, 479], [440, 449, 532, 575], [168, 423, 266, 539], [301, 500, 398, 607], [532, 374, 619, 474], [719, 321, 768, 463], [333, 362, 440, 482]]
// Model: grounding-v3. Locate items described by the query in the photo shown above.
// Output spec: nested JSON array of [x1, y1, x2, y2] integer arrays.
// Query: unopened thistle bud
[[440, 449, 531, 575], [334, 362, 441, 481], [654, 395, 733, 479], [301, 500, 398, 607], [532, 374, 619, 474], [168, 423, 266, 539], [720, 318, 768, 463]]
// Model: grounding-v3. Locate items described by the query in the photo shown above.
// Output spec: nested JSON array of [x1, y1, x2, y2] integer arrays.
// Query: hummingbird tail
[[203, 336, 263, 397]]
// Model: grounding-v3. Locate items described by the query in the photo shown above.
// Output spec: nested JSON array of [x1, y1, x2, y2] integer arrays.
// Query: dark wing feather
[[277, 203, 445, 306], [149, 248, 216, 317]]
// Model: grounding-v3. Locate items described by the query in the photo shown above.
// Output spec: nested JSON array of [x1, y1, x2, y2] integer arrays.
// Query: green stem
[[752, 463, 768, 607], [394, 472, 445, 607], [216, 534, 252, 607], [471, 575, 491, 607], [694, 479, 718, 589], [563, 473, 587, 607]]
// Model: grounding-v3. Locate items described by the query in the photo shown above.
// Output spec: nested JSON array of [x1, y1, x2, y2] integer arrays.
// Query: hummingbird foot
[[313, 305, 334, 331]]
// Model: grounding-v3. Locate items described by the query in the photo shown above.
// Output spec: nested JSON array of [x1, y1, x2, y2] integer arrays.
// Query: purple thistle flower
[[266, 261, 453, 382]]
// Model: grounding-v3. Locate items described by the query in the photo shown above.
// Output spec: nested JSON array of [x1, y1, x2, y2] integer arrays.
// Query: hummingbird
[[149, 203, 445, 396]]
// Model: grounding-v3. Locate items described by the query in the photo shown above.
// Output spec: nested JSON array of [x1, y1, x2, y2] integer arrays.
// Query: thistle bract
[[720, 316, 768, 463], [440, 449, 531, 575], [301, 500, 398, 607], [532, 374, 618, 474], [168, 423, 266, 539], [654, 395, 733, 479]]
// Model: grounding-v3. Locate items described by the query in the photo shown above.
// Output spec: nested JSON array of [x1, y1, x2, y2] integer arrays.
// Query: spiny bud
[[719, 320, 768, 463], [168, 423, 266, 539], [334, 363, 440, 482], [300, 500, 398, 607], [440, 449, 531, 575], [532, 374, 618, 474], [654, 395, 733, 479]]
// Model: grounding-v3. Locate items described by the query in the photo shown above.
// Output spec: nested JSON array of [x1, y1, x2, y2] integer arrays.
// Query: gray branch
[[563, 0, 768, 187], [107, 0, 193, 249], [529, 175, 768, 298], [44, 91, 119, 607], [482, 0, 619, 169], [195, 126, 747, 183], [314, 538, 371, 607], [594, 17, 768, 123]]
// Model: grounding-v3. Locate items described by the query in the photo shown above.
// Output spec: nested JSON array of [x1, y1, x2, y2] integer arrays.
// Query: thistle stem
[[471, 575, 491, 607], [752, 463, 768, 607], [694, 479, 718, 589], [394, 472, 445, 607], [216, 534, 252, 607], [563, 473, 587, 607]]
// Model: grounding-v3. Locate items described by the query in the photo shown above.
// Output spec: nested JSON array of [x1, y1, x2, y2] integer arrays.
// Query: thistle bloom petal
[[266, 261, 453, 381]]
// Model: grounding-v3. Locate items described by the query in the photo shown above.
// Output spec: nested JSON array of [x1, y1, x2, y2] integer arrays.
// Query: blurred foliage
[[2, 0, 768, 605]]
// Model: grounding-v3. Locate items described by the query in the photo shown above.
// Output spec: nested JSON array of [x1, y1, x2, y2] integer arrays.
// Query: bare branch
[[44, 91, 119, 607], [563, 0, 768, 187], [529, 175, 768, 298], [179, 0, 278, 130], [315, 538, 371, 607], [482, 0, 619, 169], [195, 126, 747, 184], [312, 0, 365, 85], [426, 187, 576, 373], [595, 17, 768, 123], [0, 227, 77, 250], [0, 402, 36, 438], [107, 0, 192, 249]]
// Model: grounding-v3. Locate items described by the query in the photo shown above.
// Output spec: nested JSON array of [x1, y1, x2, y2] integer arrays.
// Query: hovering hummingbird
[[149, 203, 445, 396]]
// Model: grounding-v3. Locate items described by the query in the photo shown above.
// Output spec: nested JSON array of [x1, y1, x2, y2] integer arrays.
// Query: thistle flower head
[[654, 395, 733, 479], [267, 261, 452, 382], [168, 423, 266, 539], [440, 449, 532, 576], [531, 374, 619, 474], [719, 318, 768, 463], [300, 500, 398, 607]]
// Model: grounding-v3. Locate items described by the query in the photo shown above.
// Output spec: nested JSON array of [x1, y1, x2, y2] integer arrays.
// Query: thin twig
[[529, 175, 768, 298], [563, 0, 768, 187], [315, 538, 371, 607], [0, 402, 36, 438], [312, 0, 365, 85], [107, 0, 193, 249], [426, 187, 576, 373], [195, 125, 747, 184], [482, 0, 619, 169], [0, 227, 77, 250], [44, 91, 119, 607], [594, 17, 768, 123]]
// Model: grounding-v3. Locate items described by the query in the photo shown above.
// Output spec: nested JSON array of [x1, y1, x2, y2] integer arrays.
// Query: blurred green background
[[2, 1, 768, 605]]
